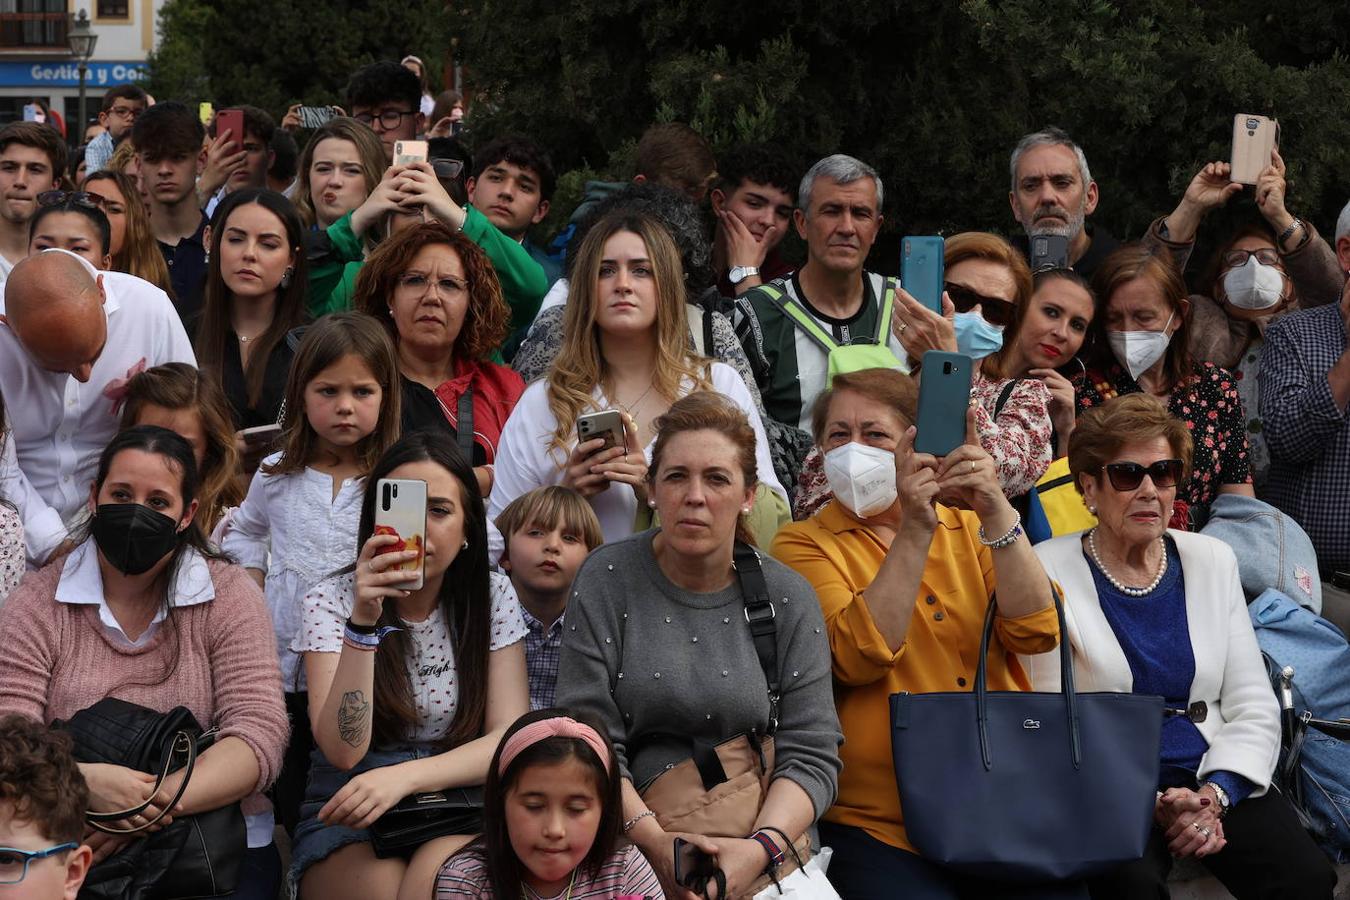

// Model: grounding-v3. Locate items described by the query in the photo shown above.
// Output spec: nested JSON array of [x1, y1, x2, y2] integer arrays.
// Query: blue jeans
[[818, 821, 1090, 900], [221, 844, 282, 900]]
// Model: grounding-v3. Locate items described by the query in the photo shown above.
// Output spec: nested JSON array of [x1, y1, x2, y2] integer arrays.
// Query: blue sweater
[[1087, 538, 1255, 805]]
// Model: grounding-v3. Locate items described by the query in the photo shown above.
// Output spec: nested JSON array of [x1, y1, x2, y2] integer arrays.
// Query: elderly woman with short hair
[[1027, 393, 1334, 900]]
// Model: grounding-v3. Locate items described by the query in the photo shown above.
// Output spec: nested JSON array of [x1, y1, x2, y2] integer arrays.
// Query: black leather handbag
[[889, 588, 1165, 883], [57, 697, 246, 900], [369, 787, 484, 858]]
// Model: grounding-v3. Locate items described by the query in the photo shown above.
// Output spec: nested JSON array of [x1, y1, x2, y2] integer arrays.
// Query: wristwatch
[[728, 265, 761, 285], [1203, 781, 1231, 819]]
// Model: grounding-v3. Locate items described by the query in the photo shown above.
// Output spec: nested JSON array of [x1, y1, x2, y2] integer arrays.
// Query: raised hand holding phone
[[935, 405, 1004, 519]]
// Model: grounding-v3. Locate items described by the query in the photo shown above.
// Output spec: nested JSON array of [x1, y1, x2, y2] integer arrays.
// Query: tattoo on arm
[[337, 690, 371, 747]]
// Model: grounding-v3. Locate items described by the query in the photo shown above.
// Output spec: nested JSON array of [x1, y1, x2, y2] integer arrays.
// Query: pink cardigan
[[0, 554, 289, 797]]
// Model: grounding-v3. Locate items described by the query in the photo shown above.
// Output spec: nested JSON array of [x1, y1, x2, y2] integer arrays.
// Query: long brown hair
[[120, 362, 244, 534], [353, 222, 510, 363], [548, 211, 710, 453], [1089, 244, 1193, 392], [195, 189, 310, 410], [360, 432, 492, 749], [83, 169, 173, 296], [265, 312, 402, 477], [293, 118, 386, 229]]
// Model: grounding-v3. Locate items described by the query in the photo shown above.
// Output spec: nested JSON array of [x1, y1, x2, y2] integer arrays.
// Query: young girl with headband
[[435, 709, 663, 900]]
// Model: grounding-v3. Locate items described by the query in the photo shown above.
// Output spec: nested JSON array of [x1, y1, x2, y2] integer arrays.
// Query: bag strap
[[86, 730, 197, 834], [974, 584, 1079, 771], [456, 386, 474, 463], [732, 542, 781, 734], [994, 378, 1023, 419], [759, 284, 841, 357]]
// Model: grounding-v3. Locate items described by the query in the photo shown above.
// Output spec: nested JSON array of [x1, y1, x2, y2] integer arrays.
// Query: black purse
[[56, 697, 246, 900], [889, 587, 1165, 883], [369, 787, 484, 858]]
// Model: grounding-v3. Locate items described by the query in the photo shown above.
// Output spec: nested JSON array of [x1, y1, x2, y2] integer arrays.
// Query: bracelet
[[1278, 217, 1304, 245], [750, 830, 785, 869], [342, 635, 377, 653], [622, 810, 655, 834], [342, 623, 402, 650], [345, 618, 378, 635], [978, 512, 1023, 549]]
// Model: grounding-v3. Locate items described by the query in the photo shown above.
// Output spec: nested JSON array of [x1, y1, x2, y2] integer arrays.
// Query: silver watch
[[728, 265, 761, 285], [1203, 781, 1231, 818]]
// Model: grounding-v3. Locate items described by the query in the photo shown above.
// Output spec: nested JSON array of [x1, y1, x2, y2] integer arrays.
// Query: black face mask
[[90, 503, 183, 576]]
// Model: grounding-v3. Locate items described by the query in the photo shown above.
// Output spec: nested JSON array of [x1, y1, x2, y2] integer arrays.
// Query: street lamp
[[67, 9, 98, 140]]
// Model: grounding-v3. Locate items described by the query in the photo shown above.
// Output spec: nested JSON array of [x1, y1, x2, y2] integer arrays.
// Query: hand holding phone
[[214, 108, 246, 147], [672, 837, 719, 891]]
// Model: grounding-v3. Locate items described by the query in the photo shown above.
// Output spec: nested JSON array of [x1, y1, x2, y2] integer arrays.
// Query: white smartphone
[[576, 409, 626, 455], [374, 478, 427, 590]]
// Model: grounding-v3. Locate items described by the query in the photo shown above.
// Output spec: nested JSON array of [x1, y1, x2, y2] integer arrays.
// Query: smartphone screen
[[915, 351, 973, 456], [298, 106, 335, 129], [902, 236, 945, 314]]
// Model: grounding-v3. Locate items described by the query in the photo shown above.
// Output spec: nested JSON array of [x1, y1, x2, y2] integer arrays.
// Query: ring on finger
[[969, 460, 975, 474], [1192, 822, 1203, 833], [897, 320, 909, 334]]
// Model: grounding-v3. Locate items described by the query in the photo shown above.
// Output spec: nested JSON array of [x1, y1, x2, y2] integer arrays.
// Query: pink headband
[[498, 717, 612, 777]]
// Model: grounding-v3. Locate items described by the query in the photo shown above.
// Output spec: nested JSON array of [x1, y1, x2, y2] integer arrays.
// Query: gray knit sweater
[[556, 530, 843, 818]]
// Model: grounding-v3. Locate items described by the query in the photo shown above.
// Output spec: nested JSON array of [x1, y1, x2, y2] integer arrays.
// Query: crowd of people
[[0, 54, 1347, 900]]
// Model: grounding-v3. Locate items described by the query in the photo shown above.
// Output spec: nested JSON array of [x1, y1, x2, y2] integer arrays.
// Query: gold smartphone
[[1230, 114, 1279, 186]]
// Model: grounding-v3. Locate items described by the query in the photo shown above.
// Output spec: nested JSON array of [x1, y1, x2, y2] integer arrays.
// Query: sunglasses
[[944, 282, 1014, 328], [37, 190, 107, 209], [1101, 459, 1184, 492]]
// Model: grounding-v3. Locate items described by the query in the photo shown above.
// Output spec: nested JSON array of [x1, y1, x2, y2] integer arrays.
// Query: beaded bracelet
[[978, 512, 1023, 549]]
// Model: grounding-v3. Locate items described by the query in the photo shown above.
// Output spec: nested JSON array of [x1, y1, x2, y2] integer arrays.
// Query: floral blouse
[[1073, 361, 1251, 515], [0, 502, 22, 604]]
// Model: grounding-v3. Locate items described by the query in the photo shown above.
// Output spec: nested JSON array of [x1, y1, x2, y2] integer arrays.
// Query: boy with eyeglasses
[[82, 85, 148, 174], [0, 122, 65, 287], [345, 60, 424, 165], [0, 715, 92, 899]]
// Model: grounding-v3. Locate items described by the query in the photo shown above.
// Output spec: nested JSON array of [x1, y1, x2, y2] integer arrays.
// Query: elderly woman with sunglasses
[[1023, 393, 1335, 900]]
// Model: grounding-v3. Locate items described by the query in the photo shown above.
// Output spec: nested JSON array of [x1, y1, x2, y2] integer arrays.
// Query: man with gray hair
[[1008, 126, 1119, 277], [1334, 199, 1350, 274], [735, 154, 919, 432]]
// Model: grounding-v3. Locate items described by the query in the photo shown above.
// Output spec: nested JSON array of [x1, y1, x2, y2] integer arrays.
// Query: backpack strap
[[732, 542, 780, 734], [455, 387, 474, 463], [758, 283, 840, 357], [874, 276, 898, 345]]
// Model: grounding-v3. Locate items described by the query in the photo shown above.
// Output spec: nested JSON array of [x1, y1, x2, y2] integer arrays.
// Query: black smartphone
[[673, 837, 716, 887], [1030, 233, 1070, 272]]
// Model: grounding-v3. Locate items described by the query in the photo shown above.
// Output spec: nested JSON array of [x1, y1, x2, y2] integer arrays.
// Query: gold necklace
[[611, 380, 656, 427]]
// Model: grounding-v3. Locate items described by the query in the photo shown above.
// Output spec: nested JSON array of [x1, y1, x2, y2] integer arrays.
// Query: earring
[[280, 265, 294, 289], [647, 499, 657, 509], [203, 247, 210, 266], [1088, 505, 1097, 516], [461, 539, 469, 550], [740, 507, 751, 514]]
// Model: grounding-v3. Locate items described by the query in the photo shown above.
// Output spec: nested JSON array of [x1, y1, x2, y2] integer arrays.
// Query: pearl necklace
[[1087, 528, 1167, 597]]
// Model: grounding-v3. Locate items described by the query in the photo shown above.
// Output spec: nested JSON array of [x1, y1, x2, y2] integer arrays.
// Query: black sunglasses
[[1101, 459, 1184, 492], [944, 281, 1014, 328], [37, 190, 106, 209]]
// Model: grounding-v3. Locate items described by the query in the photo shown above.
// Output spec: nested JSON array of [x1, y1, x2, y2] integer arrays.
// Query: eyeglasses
[[1222, 247, 1280, 268], [1101, 459, 1184, 492], [354, 109, 415, 130], [431, 158, 465, 180], [105, 105, 142, 119], [944, 282, 1014, 328], [396, 272, 468, 297], [0, 843, 78, 884], [36, 190, 107, 209]]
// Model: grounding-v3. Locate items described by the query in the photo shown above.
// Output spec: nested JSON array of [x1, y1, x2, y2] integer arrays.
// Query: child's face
[[505, 757, 603, 896], [0, 804, 89, 899], [503, 520, 590, 600], [133, 403, 207, 471], [303, 353, 384, 454]]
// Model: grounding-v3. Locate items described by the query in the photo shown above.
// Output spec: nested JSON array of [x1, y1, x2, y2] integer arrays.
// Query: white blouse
[[220, 453, 364, 691], [487, 362, 786, 564], [294, 570, 526, 746]]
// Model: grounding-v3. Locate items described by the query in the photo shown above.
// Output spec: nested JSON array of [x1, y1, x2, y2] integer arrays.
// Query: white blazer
[[1026, 529, 1279, 793]]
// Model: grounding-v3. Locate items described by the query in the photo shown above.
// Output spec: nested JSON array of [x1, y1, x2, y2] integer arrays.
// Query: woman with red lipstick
[[1027, 394, 1334, 900], [193, 188, 310, 445]]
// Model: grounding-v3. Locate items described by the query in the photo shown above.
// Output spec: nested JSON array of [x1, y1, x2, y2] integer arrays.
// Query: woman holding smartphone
[[488, 210, 788, 562], [292, 431, 529, 900]]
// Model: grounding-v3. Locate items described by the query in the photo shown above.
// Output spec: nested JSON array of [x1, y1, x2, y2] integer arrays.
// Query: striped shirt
[[1260, 303, 1350, 573], [435, 844, 662, 899]]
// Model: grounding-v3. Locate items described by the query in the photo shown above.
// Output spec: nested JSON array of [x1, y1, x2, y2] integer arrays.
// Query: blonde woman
[[489, 211, 787, 561], [83, 169, 174, 298]]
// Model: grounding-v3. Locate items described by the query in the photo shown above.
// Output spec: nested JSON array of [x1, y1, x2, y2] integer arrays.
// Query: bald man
[[0, 249, 194, 566]]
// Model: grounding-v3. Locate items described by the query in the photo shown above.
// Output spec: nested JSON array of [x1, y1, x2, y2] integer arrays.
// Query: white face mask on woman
[[823, 442, 897, 518], [1222, 256, 1286, 310], [1108, 311, 1175, 382]]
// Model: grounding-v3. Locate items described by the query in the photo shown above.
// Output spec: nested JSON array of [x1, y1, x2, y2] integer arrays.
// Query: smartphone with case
[[672, 838, 716, 888], [214, 108, 245, 146], [374, 478, 427, 590], [22, 103, 41, 123], [298, 105, 335, 129], [1029, 233, 1070, 272], [576, 409, 626, 456], [239, 423, 282, 448], [902, 236, 945, 314], [915, 351, 972, 456], [1230, 114, 1279, 186], [394, 139, 428, 166]]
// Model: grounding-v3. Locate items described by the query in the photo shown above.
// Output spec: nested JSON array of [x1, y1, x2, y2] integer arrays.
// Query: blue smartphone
[[902, 236, 945, 314], [914, 351, 972, 456]]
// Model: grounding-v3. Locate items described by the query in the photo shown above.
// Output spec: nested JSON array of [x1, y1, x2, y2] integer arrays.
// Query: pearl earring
[[647, 499, 657, 509], [1088, 505, 1097, 516], [740, 507, 751, 514], [461, 539, 469, 550]]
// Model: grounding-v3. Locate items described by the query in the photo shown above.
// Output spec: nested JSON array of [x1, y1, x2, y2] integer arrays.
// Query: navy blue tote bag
[[889, 587, 1164, 882]]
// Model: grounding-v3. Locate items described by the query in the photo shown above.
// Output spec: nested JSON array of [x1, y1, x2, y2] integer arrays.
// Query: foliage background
[[146, 0, 1350, 277]]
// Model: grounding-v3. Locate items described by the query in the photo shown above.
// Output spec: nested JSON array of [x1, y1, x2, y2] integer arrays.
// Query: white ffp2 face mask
[[1223, 256, 1285, 310], [823, 442, 897, 518], [1108, 311, 1175, 382]]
